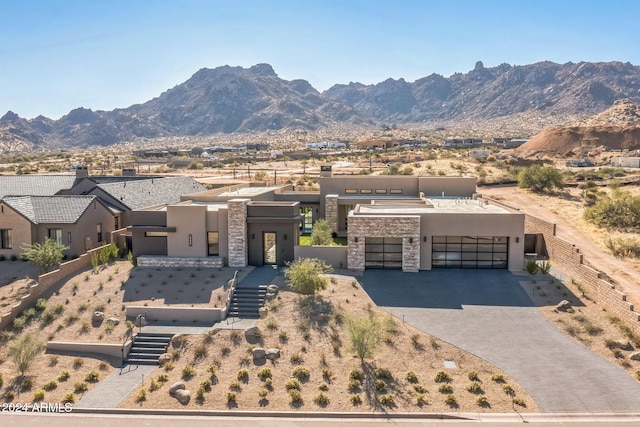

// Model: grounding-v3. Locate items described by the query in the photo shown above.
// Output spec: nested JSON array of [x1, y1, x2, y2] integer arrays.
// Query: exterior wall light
[[409, 237, 413, 244], [354, 237, 358, 243], [284, 234, 288, 240], [251, 233, 255, 240], [423, 236, 427, 242], [188, 234, 193, 246], [516, 237, 519, 243]]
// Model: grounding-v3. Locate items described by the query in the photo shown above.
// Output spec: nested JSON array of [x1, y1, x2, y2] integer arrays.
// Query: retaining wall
[[126, 305, 224, 323], [47, 339, 133, 364], [137, 256, 224, 268], [294, 246, 348, 269]]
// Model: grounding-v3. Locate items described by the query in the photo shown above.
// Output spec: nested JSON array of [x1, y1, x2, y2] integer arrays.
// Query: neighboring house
[[0, 195, 115, 258], [0, 175, 77, 199], [132, 169, 525, 272], [611, 157, 640, 168], [470, 149, 490, 160]]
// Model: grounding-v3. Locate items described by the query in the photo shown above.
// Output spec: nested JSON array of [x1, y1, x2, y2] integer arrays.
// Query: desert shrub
[[0, 372, 3, 387], [491, 373, 505, 383], [58, 370, 71, 381], [35, 298, 47, 311], [135, 388, 146, 402], [349, 393, 362, 405], [279, 331, 288, 343], [237, 368, 249, 381], [74, 381, 88, 392], [194, 343, 208, 360], [195, 386, 205, 401], [439, 383, 453, 394], [148, 379, 160, 392], [466, 381, 482, 393], [584, 189, 640, 229], [405, 370, 418, 383], [468, 371, 479, 381], [264, 378, 273, 390], [257, 367, 272, 380], [347, 379, 361, 391], [374, 368, 392, 379], [228, 380, 242, 391], [605, 236, 640, 258], [290, 353, 304, 365], [226, 392, 237, 403], [322, 368, 334, 382], [265, 317, 278, 330], [9, 334, 43, 376], [284, 257, 332, 295], [346, 313, 383, 362], [258, 388, 268, 398], [42, 380, 58, 391], [85, 370, 100, 383], [444, 394, 457, 405], [513, 397, 527, 407], [526, 259, 539, 275], [503, 384, 515, 395], [414, 384, 428, 393], [378, 393, 395, 406], [62, 392, 75, 403], [285, 378, 301, 391], [476, 395, 489, 406], [33, 389, 45, 401], [517, 165, 564, 193], [349, 369, 363, 381], [318, 382, 329, 391], [539, 259, 552, 274], [163, 361, 174, 371], [375, 380, 386, 391], [289, 389, 303, 403], [21, 378, 33, 390], [313, 392, 330, 406], [416, 393, 428, 405], [181, 364, 196, 379], [434, 371, 452, 383], [12, 317, 26, 331]]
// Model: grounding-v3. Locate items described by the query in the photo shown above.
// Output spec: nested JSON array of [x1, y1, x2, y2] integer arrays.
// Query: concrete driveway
[[361, 269, 640, 413]]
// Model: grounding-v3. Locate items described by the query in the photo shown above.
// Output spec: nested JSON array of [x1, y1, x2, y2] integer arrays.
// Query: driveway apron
[[361, 269, 640, 413]]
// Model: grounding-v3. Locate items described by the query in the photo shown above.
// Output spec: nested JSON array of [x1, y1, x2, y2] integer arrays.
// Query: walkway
[[361, 269, 640, 413], [75, 364, 156, 409]]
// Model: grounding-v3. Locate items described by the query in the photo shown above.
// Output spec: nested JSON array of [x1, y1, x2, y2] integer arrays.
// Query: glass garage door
[[365, 237, 402, 269], [432, 236, 508, 269]]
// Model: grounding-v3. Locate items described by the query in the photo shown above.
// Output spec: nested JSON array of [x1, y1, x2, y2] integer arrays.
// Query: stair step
[[127, 352, 161, 359], [125, 358, 160, 366]]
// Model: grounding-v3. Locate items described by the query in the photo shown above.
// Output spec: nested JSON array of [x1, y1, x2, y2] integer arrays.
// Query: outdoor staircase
[[125, 332, 173, 366], [227, 285, 268, 319]]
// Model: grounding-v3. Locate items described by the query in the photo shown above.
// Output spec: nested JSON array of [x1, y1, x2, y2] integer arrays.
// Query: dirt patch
[[119, 274, 535, 413]]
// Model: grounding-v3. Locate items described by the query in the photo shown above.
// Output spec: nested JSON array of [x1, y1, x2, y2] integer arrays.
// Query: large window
[[48, 228, 62, 245], [0, 229, 12, 249], [207, 232, 219, 256], [96, 223, 103, 243], [432, 236, 508, 269]]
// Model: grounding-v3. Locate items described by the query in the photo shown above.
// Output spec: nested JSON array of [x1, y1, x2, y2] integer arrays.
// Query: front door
[[263, 232, 277, 265]]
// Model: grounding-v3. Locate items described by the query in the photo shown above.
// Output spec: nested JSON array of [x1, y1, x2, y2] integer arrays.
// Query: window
[[360, 189, 372, 194], [48, 228, 62, 245], [390, 189, 403, 194], [345, 189, 357, 194], [67, 232, 72, 243], [207, 232, 219, 256], [375, 189, 387, 194], [0, 229, 12, 249], [145, 231, 168, 237], [96, 223, 103, 243]]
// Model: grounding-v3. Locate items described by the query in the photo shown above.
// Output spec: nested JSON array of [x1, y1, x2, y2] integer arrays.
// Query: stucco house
[[131, 169, 525, 272], [0, 195, 115, 258]]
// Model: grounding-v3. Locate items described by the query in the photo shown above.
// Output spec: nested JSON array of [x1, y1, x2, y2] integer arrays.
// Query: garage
[[432, 236, 508, 269], [365, 237, 402, 269]]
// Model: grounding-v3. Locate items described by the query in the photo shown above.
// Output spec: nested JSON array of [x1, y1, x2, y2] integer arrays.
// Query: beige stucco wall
[[0, 202, 34, 257], [167, 204, 207, 257], [417, 177, 476, 197]]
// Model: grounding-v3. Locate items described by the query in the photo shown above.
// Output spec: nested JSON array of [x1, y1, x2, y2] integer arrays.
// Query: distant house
[[0, 195, 115, 258], [443, 139, 482, 147], [566, 158, 594, 167], [470, 150, 490, 160], [611, 157, 640, 168]]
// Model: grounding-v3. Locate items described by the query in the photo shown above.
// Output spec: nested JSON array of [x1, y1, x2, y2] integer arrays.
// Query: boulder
[[106, 317, 120, 326], [265, 292, 276, 301], [92, 311, 105, 323], [267, 284, 279, 294], [158, 353, 172, 367], [245, 326, 261, 339], [614, 339, 633, 351], [173, 389, 191, 404], [171, 334, 184, 348], [265, 348, 280, 360], [252, 347, 266, 359], [555, 300, 573, 312], [258, 307, 269, 319], [629, 351, 640, 361], [169, 381, 185, 395]]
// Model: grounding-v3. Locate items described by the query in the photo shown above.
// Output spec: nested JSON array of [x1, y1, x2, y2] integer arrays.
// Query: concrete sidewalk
[[75, 364, 156, 409]]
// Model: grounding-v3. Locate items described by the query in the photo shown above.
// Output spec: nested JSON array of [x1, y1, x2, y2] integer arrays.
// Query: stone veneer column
[[402, 237, 420, 272], [325, 195, 339, 234], [347, 234, 365, 271], [227, 199, 249, 267]]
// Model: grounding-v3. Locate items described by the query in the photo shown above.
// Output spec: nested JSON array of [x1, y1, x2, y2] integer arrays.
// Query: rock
[[265, 348, 280, 360], [245, 326, 261, 339], [92, 311, 105, 323], [267, 284, 279, 294], [629, 351, 640, 361], [252, 347, 266, 359], [158, 353, 172, 367], [265, 292, 276, 301], [614, 339, 633, 351], [171, 334, 184, 348], [169, 381, 185, 395], [173, 389, 191, 404], [258, 307, 269, 318], [106, 317, 120, 326], [555, 300, 573, 312]]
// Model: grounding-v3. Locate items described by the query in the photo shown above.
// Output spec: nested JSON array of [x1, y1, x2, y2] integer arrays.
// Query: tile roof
[[2, 195, 101, 224], [93, 176, 206, 210], [0, 175, 77, 198]]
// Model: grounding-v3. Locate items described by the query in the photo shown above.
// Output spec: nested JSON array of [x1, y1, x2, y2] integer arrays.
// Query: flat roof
[[356, 198, 511, 215], [216, 186, 281, 197]]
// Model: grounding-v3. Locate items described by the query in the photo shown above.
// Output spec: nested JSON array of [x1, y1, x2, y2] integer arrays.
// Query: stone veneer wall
[[347, 215, 420, 272], [137, 256, 224, 268], [227, 199, 249, 267], [524, 213, 640, 334], [325, 195, 338, 233]]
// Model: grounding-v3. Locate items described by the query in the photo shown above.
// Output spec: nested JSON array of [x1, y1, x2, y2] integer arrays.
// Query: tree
[[284, 257, 333, 295], [9, 334, 43, 377], [517, 165, 564, 193], [346, 313, 383, 362], [310, 219, 333, 246], [22, 238, 69, 273], [584, 189, 640, 229]]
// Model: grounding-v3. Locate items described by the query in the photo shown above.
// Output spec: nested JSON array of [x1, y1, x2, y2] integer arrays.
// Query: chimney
[[122, 168, 136, 177], [75, 165, 89, 178], [320, 165, 333, 178]]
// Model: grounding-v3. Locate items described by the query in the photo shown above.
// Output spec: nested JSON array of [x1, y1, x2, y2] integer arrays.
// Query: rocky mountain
[[324, 61, 640, 122], [517, 99, 640, 157], [4, 61, 640, 151]]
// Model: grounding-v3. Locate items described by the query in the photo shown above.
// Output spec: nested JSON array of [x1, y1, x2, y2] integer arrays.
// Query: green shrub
[[74, 381, 88, 392], [513, 397, 527, 407], [476, 395, 489, 406], [413, 384, 428, 393], [491, 373, 505, 383], [349, 393, 362, 405], [466, 381, 482, 393], [181, 364, 196, 379], [438, 383, 453, 394], [434, 370, 451, 383], [33, 389, 45, 401], [375, 380, 386, 391], [374, 368, 392, 379], [285, 378, 301, 391], [503, 384, 515, 395], [226, 392, 237, 403], [58, 370, 71, 381], [444, 394, 457, 405], [35, 298, 47, 311], [228, 380, 241, 391], [135, 388, 146, 402], [12, 317, 26, 331], [517, 165, 564, 193], [378, 393, 395, 406], [416, 393, 428, 405], [257, 367, 272, 380], [85, 370, 100, 383], [349, 369, 363, 381], [292, 366, 310, 381], [347, 378, 361, 391], [526, 259, 539, 275], [405, 370, 418, 383], [62, 392, 75, 403], [237, 368, 249, 381], [42, 380, 57, 391], [289, 389, 303, 403], [313, 392, 330, 406]]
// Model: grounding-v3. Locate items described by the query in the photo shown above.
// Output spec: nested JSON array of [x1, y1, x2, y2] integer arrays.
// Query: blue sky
[[1, 0, 639, 119]]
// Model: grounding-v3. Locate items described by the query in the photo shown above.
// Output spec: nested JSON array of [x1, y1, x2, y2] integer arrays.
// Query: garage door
[[365, 237, 402, 269], [432, 236, 508, 269]]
